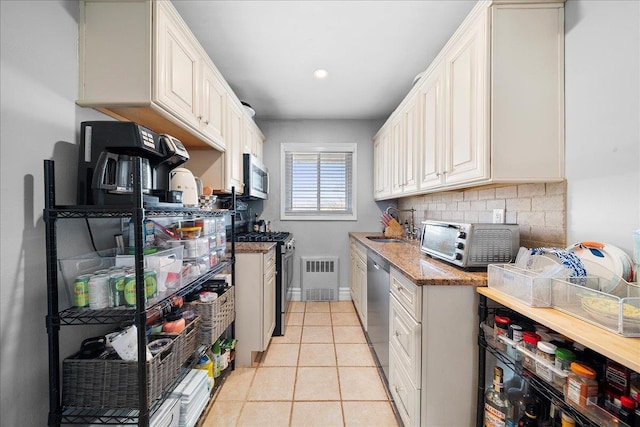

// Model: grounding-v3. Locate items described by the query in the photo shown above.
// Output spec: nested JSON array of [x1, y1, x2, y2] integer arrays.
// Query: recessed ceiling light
[[313, 69, 328, 79]]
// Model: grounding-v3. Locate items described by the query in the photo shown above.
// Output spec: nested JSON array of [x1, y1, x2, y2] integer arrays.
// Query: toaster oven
[[420, 220, 520, 269]]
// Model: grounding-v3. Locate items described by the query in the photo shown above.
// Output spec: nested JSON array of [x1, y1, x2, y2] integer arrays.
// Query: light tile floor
[[202, 301, 399, 427]]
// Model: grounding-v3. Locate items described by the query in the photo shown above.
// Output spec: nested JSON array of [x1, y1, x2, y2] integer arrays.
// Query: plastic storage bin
[[488, 264, 553, 307], [551, 275, 640, 337], [59, 246, 184, 309]]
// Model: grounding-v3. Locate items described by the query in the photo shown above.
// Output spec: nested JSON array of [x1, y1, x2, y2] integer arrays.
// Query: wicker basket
[[186, 286, 234, 346], [62, 316, 200, 409]]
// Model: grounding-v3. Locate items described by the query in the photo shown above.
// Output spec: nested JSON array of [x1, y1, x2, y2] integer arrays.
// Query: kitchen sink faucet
[[386, 206, 418, 239]]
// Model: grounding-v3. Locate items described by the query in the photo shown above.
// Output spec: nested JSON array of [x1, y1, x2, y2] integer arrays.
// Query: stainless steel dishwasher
[[366, 250, 390, 383]]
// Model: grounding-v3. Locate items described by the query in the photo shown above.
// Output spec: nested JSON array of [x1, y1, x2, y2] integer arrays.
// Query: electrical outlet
[[493, 209, 505, 224]]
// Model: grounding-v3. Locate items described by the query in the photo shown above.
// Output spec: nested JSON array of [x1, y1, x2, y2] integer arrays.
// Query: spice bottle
[[522, 331, 541, 371], [535, 341, 557, 383], [566, 362, 598, 408], [618, 396, 635, 426], [554, 348, 576, 388], [494, 315, 510, 351]]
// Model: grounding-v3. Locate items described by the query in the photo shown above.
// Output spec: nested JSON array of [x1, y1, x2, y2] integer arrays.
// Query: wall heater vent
[[300, 256, 339, 301]]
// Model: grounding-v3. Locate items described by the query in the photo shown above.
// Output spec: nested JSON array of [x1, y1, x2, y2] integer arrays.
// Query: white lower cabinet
[[235, 247, 276, 366], [389, 346, 421, 427], [388, 267, 478, 427], [349, 238, 367, 329]]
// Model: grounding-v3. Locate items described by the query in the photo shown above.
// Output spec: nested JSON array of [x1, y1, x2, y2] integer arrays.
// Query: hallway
[[201, 301, 399, 426]]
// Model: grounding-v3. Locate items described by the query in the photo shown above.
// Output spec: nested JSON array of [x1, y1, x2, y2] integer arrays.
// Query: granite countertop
[[234, 241, 277, 254], [349, 232, 487, 287]]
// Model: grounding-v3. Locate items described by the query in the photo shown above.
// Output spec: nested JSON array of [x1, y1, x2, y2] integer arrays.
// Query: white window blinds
[[281, 143, 357, 220]]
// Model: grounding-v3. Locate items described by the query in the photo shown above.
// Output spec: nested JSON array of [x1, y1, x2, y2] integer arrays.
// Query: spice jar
[[535, 341, 557, 382], [560, 411, 576, 427], [494, 315, 510, 351], [508, 323, 524, 361], [522, 331, 541, 371], [553, 348, 576, 388], [566, 362, 598, 408]]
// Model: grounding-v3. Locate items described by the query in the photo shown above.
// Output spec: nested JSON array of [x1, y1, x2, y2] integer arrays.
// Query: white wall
[[1, 1, 113, 425], [255, 119, 385, 297], [565, 0, 640, 253]]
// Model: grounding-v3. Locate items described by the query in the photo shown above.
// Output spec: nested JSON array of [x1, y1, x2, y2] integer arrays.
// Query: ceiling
[[172, 0, 476, 120]]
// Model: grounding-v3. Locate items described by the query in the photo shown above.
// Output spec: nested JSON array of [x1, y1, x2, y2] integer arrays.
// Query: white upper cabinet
[[441, 8, 489, 187], [374, 0, 565, 200], [199, 63, 226, 144], [418, 64, 445, 190], [373, 128, 391, 200], [155, 1, 201, 131], [78, 0, 262, 157]]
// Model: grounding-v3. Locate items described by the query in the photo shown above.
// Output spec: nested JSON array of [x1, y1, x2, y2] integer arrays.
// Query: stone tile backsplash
[[397, 181, 567, 249]]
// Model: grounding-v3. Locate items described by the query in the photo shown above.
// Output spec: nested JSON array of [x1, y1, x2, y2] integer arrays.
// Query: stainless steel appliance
[[77, 121, 190, 206], [235, 231, 295, 336], [366, 250, 390, 383], [242, 154, 269, 200], [420, 220, 520, 269]]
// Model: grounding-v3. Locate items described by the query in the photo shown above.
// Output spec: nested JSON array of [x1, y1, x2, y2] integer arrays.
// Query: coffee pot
[[92, 152, 152, 195]]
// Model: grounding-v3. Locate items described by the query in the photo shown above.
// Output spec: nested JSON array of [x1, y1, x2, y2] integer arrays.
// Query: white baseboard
[[289, 287, 352, 302]]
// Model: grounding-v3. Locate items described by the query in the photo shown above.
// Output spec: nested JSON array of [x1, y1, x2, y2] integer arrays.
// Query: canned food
[[88, 273, 110, 309], [144, 269, 157, 300], [72, 274, 91, 308], [123, 273, 138, 307], [109, 270, 126, 307]]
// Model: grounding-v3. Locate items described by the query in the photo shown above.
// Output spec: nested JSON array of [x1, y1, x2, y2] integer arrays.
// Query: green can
[[144, 269, 158, 300], [123, 273, 138, 307], [72, 274, 91, 308], [109, 270, 126, 307]]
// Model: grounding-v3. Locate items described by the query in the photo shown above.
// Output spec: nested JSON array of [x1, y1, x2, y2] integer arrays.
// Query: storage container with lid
[[494, 314, 510, 351], [535, 341, 557, 382], [553, 348, 576, 388], [566, 362, 598, 408], [522, 331, 541, 371]]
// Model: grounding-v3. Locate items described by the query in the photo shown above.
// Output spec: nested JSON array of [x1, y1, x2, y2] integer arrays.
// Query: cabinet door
[[200, 64, 226, 147], [225, 99, 245, 193], [402, 96, 420, 194], [419, 65, 445, 190], [390, 116, 404, 196], [389, 347, 421, 427], [155, 2, 201, 129], [373, 130, 391, 200], [443, 11, 488, 186], [390, 295, 422, 387], [263, 264, 276, 350], [356, 256, 367, 329]]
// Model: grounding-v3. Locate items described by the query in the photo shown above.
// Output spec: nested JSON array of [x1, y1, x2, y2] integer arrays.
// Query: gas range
[[236, 231, 291, 243]]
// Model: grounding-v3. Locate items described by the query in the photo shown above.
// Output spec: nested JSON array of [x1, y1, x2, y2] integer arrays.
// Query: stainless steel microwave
[[420, 220, 520, 268], [243, 154, 269, 200]]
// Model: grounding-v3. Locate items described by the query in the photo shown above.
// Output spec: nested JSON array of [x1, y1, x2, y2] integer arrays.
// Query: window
[[281, 143, 357, 220]]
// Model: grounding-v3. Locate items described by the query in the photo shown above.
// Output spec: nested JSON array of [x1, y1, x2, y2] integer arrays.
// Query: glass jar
[[494, 315, 510, 351], [553, 348, 576, 388], [522, 331, 541, 371], [535, 341, 557, 382], [566, 362, 598, 408]]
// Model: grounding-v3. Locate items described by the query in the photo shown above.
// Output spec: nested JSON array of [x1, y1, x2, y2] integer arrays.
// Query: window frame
[[280, 142, 358, 221]]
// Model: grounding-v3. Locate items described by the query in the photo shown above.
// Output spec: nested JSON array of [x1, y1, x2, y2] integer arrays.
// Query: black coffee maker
[[77, 121, 190, 206]]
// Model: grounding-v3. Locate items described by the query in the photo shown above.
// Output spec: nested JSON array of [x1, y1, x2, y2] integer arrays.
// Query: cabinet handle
[[396, 285, 404, 293], [436, 172, 441, 177], [442, 170, 448, 175], [198, 115, 203, 120], [204, 120, 210, 125], [395, 330, 401, 337]]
